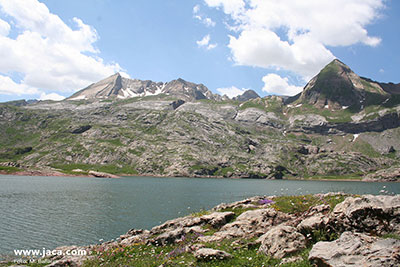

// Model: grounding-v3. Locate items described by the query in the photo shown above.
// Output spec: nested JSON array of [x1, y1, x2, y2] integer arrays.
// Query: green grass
[[382, 233, 400, 240], [271, 194, 347, 214], [351, 140, 381, 158], [191, 209, 211, 217], [83, 236, 311, 267], [98, 139, 124, 146], [287, 103, 354, 123], [0, 166, 21, 173]]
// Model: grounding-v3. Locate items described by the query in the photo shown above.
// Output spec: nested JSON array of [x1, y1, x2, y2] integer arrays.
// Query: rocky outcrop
[[328, 195, 400, 235], [235, 108, 282, 127], [194, 248, 232, 261], [364, 166, 400, 182], [309, 232, 400, 267], [258, 225, 306, 259], [199, 208, 292, 243], [88, 171, 119, 178]]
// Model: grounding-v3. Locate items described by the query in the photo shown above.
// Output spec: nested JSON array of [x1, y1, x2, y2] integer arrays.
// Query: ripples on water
[[0, 175, 399, 258]]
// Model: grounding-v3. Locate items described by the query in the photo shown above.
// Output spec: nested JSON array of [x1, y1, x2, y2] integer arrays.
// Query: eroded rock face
[[258, 225, 306, 259], [364, 166, 400, 182], [199, 208, 292, 242], [309, 231, 400, 267], [329, 195, 400, 235], [194, 248, 232, 261]]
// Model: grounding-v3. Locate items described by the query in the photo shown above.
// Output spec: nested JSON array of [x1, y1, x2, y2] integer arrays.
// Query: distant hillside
[[1, 59, 399, 181]]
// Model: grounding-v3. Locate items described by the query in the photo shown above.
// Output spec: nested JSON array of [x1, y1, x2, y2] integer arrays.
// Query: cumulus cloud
[[262, 74, 303, 96], [216, 86, 246, 98], [0, 0, 125, 98], [204, 0, 385, 81], [193, 4, 216, 27], [0, 74, 38, 95], [204, 0, 245, 15], [196, 34, 218, 50], [0, 18, 9, 36], [39, 92, 65, 101]]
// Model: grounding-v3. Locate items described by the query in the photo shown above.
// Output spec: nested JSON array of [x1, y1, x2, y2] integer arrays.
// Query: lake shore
[[4, 193, 398, 267], [0, 168, 390, 182]]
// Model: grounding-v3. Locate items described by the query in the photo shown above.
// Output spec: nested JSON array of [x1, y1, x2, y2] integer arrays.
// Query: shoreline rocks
[[309, 231, 400, 267], [6, 193, 400, 267]]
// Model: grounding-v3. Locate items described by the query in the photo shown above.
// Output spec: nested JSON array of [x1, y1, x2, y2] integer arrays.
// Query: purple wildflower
[[259, 199, 275, 205]]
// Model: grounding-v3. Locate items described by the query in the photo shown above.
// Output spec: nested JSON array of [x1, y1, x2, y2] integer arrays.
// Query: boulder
[[329, 195, 400, 235], [258, 225, 306, 259], [119, 229, 150, 246], [194, 248, 232, 261], [309, 231, 400, 267], [150, 227, 186, 246], [199, 208, 292, 243], [88, 171, 119, 178], [200, 212, 235, 228], [297, 213, 327, 232], [150, 212, 234, 237]]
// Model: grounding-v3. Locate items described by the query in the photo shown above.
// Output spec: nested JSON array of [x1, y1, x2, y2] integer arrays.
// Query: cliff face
[[1, 60, 400, 180]]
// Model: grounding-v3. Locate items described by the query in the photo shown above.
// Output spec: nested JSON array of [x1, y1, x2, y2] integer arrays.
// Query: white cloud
[[0, 18, 9, 36], [193, 4, 216, 27], [203, 17, 216, 27], [204, 0, 385, 80], [193, 5, 200, 14], [197, 34, 210, 46], [196, 34, 218, 50], [39, 92, 65, 101], [0, 74, 39, 95], [217, 86, 246, 98], [207, 43, 218, 50], [204, 0, 245, 15], [0, 0, 125, 98], [262, 73, 303, 96]]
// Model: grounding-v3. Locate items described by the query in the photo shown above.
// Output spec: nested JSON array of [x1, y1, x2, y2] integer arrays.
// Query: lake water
[[0, 175, 399, 259]]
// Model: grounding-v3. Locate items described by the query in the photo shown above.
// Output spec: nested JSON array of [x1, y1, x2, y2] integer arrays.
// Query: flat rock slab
[[309, 231, 400, 267]]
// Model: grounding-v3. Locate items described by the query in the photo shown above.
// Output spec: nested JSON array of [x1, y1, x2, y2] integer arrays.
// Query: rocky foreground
[[5, 193, 396, 267]]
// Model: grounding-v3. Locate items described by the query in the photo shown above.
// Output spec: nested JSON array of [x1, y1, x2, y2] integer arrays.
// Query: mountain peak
[[298, 59, 389, 110], [233, 89, 260, 101], [67, 74, 219, 101]]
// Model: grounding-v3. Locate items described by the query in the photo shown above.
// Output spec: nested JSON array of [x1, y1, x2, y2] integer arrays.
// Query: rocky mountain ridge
[[1, 60, 400, 180], [68, 73, 221, 102]]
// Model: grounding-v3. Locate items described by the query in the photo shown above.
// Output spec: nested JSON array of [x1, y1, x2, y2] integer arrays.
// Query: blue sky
[[0, 0, 398, 102]]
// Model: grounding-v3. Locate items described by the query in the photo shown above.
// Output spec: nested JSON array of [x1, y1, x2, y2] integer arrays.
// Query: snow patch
[[295, 104, 302, 108], [352, 134, 360, 142], [324, 105, 329, 109], [69, 95, 86, 100], [145, 86, 163, 96], [342, 106, 349, 110]]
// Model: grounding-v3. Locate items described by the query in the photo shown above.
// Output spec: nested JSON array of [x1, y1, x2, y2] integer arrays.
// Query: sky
[[0, 0, 399, 102]]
